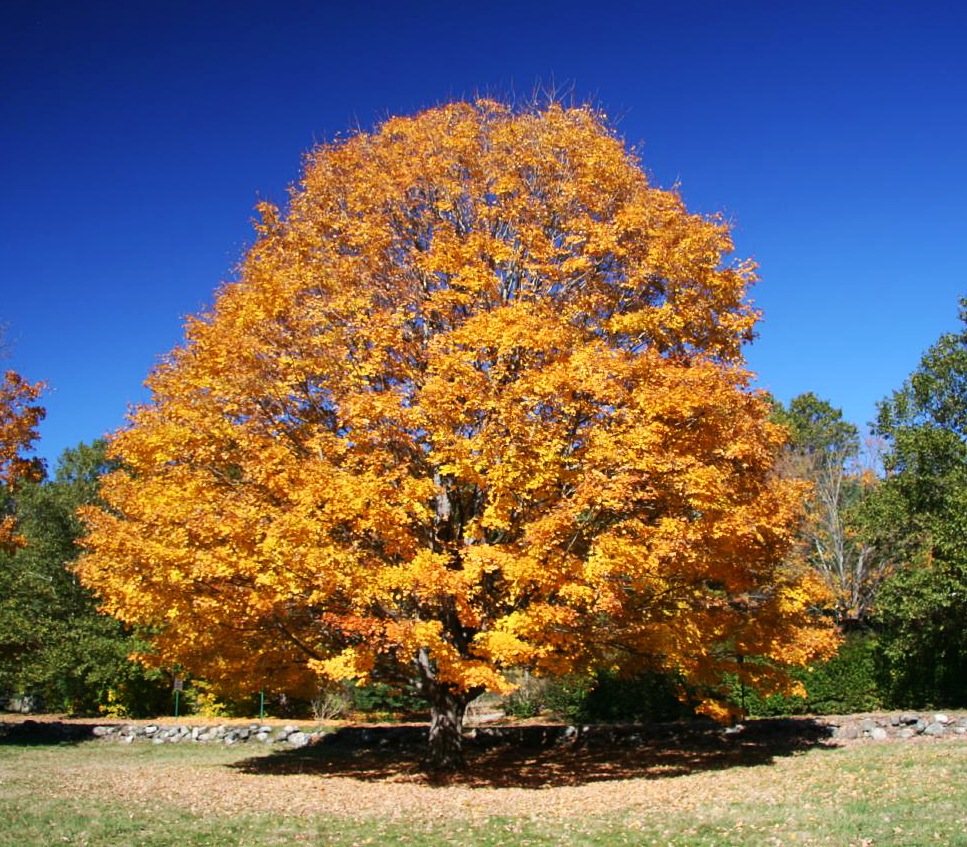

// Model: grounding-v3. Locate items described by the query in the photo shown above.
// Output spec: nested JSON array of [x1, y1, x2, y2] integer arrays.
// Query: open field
[[1, 720, 966, 846]]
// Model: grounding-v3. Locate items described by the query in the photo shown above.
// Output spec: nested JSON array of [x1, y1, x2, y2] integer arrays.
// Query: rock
[[898, 728, 916, 739], [143, 725, 159, 736], [934, 713, 950, 724], [923, 722, 947, 737], [92, 726, 115, 737], [900, 712, 919, 725], [860, 718, 877, 733], [871, 727, 888, 740], [287, 731, 311, 748], [834, 724, 860, 740], [890, 714, 901, 726]]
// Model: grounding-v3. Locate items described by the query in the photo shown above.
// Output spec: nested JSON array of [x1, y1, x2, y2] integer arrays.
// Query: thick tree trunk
[[426, 686, 468, 772]]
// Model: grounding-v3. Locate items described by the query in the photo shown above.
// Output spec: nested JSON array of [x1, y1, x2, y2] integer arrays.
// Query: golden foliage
[[77, 101, 837, 713], [0, 370, 44, 552]]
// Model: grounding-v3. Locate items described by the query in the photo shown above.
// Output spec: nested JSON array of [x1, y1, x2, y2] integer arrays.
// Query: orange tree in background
[[0, 370, 44, 553], [77, 101, 837, 770]]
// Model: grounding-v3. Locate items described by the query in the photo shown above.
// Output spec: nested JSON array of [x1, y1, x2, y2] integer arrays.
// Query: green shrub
[[502, 668, 696, 723], [742, 632, 883, 716], [501, 670, 550, 718], [576, 669, 696, 723], [349, 681, 425, 716]]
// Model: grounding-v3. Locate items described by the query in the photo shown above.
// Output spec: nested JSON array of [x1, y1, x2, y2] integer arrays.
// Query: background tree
[[871, 299, 967, 706], [773, 393, 892, 624], [0, 369, 45, 553], [78, 100, 837, 769], [0, 441, 167, 714]]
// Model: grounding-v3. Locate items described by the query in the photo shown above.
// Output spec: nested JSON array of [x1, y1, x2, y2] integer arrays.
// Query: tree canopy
[[0, 369, 45, 554], [871, 299, 967, 705], [773, 393, 889, 624], [0, 441, 166, 715], [77, 100, 837, 768]]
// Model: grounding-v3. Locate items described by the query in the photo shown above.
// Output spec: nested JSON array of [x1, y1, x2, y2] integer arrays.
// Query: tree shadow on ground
[[230, 718, 837, 788], [0, 719, 97, 746]]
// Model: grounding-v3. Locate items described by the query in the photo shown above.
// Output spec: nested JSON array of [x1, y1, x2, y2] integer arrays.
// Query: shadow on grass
[[230, 718, 837, 788], [0, 719, 98, 746]]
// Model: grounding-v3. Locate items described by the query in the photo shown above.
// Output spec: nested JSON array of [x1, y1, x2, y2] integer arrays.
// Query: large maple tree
[[78, 101, 836, 769]]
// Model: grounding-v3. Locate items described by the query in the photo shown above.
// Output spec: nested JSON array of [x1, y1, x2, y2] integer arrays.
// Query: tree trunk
[[426, 686, 468, 772]]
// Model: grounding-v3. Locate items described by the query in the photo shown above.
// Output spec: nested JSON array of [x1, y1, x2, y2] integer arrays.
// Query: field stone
[[923, 722, 947, 737], [287, 731, 311, 748], [871, 727, 888, 740]]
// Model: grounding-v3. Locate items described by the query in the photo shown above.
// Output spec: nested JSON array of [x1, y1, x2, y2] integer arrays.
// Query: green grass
[[1, 737, 965, 846]]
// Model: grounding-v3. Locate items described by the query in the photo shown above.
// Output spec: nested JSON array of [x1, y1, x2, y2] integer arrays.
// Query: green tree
[[774, 392, 859, 460], [0, 441, 166, 714], [872, 299, 967, 706], [774, 394, 890, 624]]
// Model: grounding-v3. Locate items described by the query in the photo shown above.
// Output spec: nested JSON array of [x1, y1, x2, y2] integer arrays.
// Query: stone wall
[[824, 712, 967, 740], [3, 712, 966, 748], [91, 722, 320, 747], [89, 712, 967, 747]]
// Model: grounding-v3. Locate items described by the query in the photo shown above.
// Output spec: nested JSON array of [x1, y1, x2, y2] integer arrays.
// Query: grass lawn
[[1, 726, 965, 846]]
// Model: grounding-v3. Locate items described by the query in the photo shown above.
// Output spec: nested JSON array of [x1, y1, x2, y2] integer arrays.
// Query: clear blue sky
[[3, 0, 966, 469]]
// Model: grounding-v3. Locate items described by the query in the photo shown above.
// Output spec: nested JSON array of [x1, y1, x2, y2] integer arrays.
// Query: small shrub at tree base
[[539, 674, 595, 722], [501, 670, 549, 718], [506, 670, 696, 723], [311, 683, 353, 721], [349, 681, 426, 717], [577, 670, 697, 723]]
